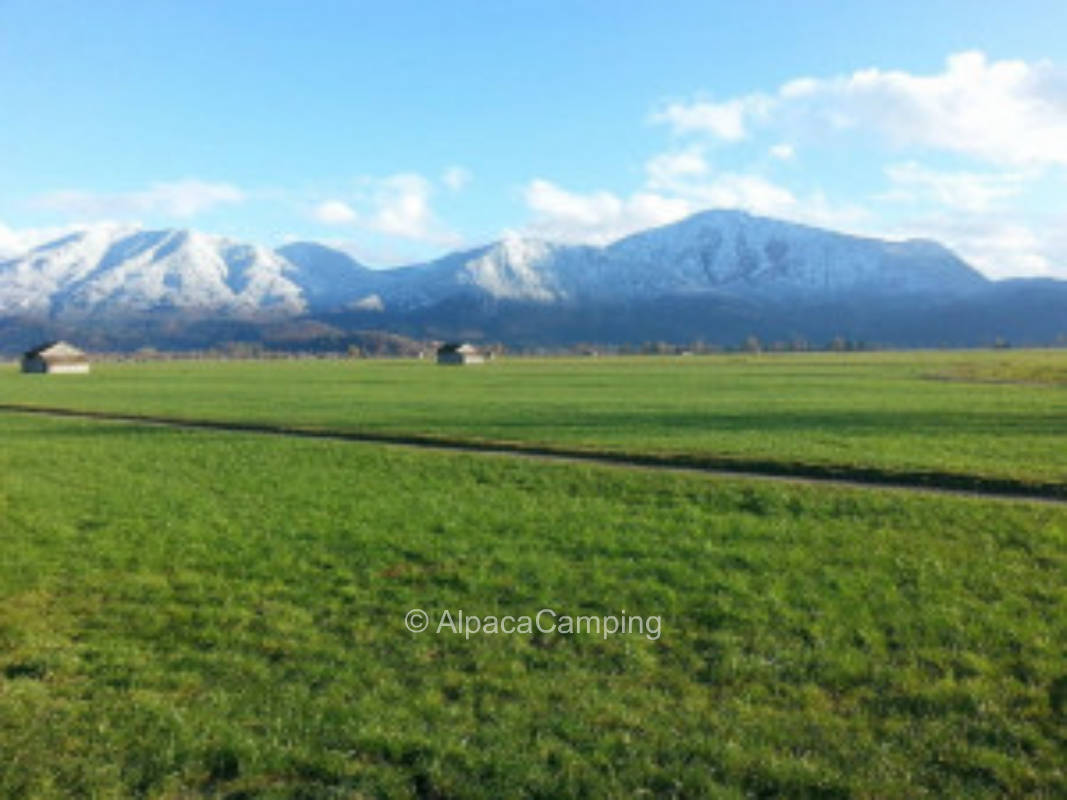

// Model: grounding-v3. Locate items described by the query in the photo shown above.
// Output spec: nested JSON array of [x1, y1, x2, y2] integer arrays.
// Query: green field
[[3, 349, 1067, 490], [2, 352, 1066, 797]]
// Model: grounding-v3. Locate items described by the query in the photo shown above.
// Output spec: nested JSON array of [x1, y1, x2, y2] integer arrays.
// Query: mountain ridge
[[0, 210, 994, 319], [1, 210, 1063, 350]]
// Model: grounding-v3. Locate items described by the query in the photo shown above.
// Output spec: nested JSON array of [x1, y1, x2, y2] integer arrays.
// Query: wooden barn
[[21, 341, 91, 374], [436, 342, 488, 365]]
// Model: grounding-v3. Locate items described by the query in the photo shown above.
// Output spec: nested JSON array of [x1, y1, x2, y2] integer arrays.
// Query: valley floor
[[1, 351, 1065, 797], [3, 349, 1067, 486]]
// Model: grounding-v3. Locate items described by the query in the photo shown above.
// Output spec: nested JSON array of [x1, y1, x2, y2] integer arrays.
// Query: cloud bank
[[36, 179, 245, 219], [652, 51, 1067, 167]]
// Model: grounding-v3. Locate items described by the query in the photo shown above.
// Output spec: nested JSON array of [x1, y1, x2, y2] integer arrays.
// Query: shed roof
[[23, 340, 88, 360], [437, 342, 480, 354]]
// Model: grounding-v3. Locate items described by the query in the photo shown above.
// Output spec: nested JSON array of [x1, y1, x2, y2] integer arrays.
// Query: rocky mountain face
[[1, 210, 1062, 350]]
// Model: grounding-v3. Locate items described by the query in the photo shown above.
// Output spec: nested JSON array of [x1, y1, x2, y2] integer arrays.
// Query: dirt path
[[2, 403, 1065, 505]]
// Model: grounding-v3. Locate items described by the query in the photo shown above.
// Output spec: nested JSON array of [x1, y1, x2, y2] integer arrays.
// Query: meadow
[[1, 350, 1066, 797], [0, 412, 1064, 798], [2, 349, 1067, 492]]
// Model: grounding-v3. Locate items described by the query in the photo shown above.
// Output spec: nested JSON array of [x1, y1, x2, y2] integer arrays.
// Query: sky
[[1, 0, 1066, 277]]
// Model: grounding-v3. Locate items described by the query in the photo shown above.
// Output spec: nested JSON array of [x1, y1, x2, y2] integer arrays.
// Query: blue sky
[[2, 0, 1066, 276]]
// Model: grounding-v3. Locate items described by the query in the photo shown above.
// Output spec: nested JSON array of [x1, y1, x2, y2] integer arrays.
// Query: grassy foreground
[[2, 350, 1067, 488], [1, 412, 1065, 797]]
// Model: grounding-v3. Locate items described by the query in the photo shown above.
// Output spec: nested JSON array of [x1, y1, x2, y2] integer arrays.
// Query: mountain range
[[1, 210, 1064, 351]]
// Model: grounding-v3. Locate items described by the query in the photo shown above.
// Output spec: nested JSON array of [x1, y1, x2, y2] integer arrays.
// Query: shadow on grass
[[466, 407, 1067, 438], [2, 403, 1066, 502]]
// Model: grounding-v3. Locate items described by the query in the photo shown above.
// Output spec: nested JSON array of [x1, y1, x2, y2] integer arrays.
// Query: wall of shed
[[437, 352, 485, 365], [21, 357, 90, 374], [21, 357, 46, 373], [48, 362, 91, 374]]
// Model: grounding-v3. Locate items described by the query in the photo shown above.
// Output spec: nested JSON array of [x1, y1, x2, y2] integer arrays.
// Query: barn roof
[[437, 342, 480, 354], [23, 340, 88, 360]]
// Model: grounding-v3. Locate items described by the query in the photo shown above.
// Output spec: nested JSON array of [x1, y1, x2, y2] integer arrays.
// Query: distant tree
[[743, 335, 762, 354], [221, 341, 263, 359], [134, 346, 160, 361], [640, 341, 674, 355]]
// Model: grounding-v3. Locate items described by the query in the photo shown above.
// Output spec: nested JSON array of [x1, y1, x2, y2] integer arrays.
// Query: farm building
[[21, 341, 91, 374], [436, 342, 489, 365]]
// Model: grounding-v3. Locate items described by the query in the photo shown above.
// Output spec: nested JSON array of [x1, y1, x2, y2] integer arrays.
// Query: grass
[[1, 412, 1065, 797], [3, 350, 1067, 489], [925, 355, 1067, 386]]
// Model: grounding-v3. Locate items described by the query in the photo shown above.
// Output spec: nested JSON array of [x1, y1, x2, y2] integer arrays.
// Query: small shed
[[21, 341, 91, 374], [436, 342, 487, 365]]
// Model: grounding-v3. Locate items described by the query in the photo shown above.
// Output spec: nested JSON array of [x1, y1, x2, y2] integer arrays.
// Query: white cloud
[[654, 51, 1067, 166], [521, 167, 871, 246], [525, 179, 621, 227], [678, 173, 797, 216], [523, 179, 691, 244], [311, 172, 461, 247], [522, 127, 874, 247], [770, 143, 795, 161], [368, 173, 438, 239], [643, 149, 795, 215], [794, 191, 872, 231], [650, 96, 770, 141], [645, 149, 709, 187], [623, 192, 694, 228], [36, 179, 245, 218], [676, 172, 869, 231], [442, 165, 472, 192], [881, 162, 1029, 212], [313, 200, 358, 225], [888, 213, 1063, 279], [0, 223, 21, 256]]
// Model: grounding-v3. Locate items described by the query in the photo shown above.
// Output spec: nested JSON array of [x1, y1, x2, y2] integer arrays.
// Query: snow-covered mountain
[[602, 210, 986, 300], [288, 210, 989, 312], [0, 226, 306, 319], [0, 210, 991, 322]]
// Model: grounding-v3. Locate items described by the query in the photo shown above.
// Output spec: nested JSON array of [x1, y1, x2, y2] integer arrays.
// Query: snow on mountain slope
[[369, 237, 572, 309], [602, 210, 988, 299], [352, 210, 988, 310], [0, 227, 306, 318], [0, 210, 992, 321], [275, 242, 378, 309], [0, 223, 139, 315], [458, 236, 563, 301]]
